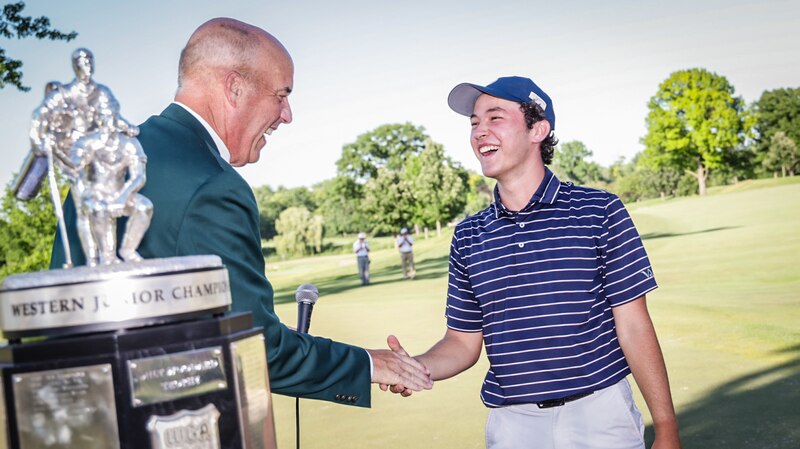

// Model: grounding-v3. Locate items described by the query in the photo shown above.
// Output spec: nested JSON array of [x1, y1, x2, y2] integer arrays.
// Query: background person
[[390, 76, 682, 449], [395, 227, 415, 280], [51, 17, 431, 407], [353, 232, 370, 285]]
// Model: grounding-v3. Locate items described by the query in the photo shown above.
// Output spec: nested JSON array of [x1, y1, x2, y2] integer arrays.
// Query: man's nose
[[472, 123, 487, 140], [281, 101, 293, 125]]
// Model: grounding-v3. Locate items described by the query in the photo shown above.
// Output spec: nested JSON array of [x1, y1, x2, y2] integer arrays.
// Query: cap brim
[[448, 83, 486, 116]]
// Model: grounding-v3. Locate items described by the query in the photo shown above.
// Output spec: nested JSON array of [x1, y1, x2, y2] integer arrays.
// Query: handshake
[[366, 328, 482, 397], [368, 335, 432, 397]]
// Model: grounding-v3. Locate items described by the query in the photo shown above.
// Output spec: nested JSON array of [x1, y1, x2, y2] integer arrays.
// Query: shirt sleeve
[[445, 230, 483, 332], [599, 193, 658, 307]]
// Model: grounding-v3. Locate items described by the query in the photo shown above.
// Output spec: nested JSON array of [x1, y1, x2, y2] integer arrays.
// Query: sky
[[1, 0, 798, 191]]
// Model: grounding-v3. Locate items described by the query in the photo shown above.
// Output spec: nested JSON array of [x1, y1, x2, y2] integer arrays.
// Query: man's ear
[[223, 71, 245, 107], [529, 120, 552, 144]]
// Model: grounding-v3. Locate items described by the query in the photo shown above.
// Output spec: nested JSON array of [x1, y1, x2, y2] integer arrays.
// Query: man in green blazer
[[50, 18, 431, 407]]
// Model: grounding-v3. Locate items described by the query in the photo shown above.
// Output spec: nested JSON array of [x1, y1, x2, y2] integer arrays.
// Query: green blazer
[[51, 103, 372, 407]]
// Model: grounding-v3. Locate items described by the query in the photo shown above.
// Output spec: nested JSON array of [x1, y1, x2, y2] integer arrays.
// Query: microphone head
[[295, 283, 319, 305]]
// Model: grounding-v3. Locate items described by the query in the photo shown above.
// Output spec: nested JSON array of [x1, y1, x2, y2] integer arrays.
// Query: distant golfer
[[353, 232, 370, 285], [395, 227, 415, 279]]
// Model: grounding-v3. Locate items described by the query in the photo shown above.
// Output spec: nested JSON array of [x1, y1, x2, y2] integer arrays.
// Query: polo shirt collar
[[492, 167, 562, 218]]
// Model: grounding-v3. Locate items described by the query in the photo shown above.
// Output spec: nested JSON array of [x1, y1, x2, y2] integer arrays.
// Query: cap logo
[[528, 92, 547, 110]]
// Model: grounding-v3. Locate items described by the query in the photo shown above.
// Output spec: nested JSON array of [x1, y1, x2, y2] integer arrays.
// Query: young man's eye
[[490, 116, 502, 121]]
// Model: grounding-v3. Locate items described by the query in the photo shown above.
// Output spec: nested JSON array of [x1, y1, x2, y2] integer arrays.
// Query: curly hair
[[519, 102, 558, 165]]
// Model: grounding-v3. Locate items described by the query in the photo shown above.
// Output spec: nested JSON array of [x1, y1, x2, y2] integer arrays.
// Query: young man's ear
[[224, 71, 245, 107], [529, 120, 551, 144]]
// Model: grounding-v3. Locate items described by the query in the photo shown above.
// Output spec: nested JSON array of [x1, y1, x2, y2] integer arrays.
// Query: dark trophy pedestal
[[0, 257, 277, 449]]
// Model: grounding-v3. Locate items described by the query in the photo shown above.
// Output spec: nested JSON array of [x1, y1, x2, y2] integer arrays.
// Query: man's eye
[[490, 116, 502, 121]]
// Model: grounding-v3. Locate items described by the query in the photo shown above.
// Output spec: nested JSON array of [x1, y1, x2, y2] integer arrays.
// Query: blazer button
[[335, 394, 343, 400], [351, 396, 359, 402], [346, 396, 354, 402]]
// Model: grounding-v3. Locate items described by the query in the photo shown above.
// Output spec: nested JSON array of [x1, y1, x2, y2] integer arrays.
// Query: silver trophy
[[0, 49, 276, 449], [24, 48, 152, 267]]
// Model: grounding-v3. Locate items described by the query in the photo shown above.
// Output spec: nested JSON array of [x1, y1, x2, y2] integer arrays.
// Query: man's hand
[[368, 335, 432, 393], [378, 335, 418, 397]]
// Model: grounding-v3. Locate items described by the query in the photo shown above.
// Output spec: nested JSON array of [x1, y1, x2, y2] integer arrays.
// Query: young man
[[391, 76, 682, 448]]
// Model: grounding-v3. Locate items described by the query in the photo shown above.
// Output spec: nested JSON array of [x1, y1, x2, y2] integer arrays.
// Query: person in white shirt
[[395, 228, 415, 280], [353, 232, 371, 285]]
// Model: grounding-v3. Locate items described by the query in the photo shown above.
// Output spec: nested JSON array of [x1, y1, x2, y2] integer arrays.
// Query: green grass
[[266, 177, 800, 449]]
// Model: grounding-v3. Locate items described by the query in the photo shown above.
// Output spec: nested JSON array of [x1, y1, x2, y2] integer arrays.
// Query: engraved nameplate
[[12, 364, 119, 449], [231, 334, 277, 449], [0, 265, 230, 334], [147, 404, 221, 449], [129, 347, 227, 407]]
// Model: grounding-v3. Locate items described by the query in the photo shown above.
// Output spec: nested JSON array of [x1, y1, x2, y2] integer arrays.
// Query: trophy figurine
[[0, 49, 276, 449], [69, 95, 153, 266], [23, 48, 145, 268]]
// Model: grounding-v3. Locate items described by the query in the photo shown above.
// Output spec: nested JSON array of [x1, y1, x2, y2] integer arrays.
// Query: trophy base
[[0, 312, 276, 449], [0, 255, 232, 339]]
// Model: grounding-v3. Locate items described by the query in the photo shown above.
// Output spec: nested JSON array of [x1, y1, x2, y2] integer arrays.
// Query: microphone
[[295, 283, 319, 334]]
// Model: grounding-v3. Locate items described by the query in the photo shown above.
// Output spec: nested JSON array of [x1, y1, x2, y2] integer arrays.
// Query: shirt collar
[[172, 101, 231, 164], [492, 167, 562, 218]]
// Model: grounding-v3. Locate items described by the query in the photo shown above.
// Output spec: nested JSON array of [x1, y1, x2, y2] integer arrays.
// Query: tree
[[273, 207, 324, 258], [253, 185, 315, 240], [0, 184, 56, 280], [754, 87, 800, 169], [361, 167, 415, 235], [405, 139, 467, 235], [463, 172, 494, 217], [336, 123, 428, 183], [762, 131, 799, 177], [754, 87, 800, 147], [641, 68, 749, 195], [312, 176, 367, 236], [552, 140, 604, 185], [610, 154, 694, 202], [1, 2, 77, 91]]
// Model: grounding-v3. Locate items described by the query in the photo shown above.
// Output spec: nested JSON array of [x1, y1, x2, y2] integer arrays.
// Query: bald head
[[177, 18, 290, 90], [175, 18, 294, 167]]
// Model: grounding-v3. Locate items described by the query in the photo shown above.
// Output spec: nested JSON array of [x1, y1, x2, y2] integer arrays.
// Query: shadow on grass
[[640, 226, 738, 241], [645, 343, 800, 448], [272, 255, 450, 305]]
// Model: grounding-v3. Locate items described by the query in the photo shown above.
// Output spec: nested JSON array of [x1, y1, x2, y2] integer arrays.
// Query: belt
[[535, 390, 594, 409]]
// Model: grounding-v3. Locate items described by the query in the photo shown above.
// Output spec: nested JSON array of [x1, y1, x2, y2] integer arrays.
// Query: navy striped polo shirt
[[446, 168, 657, 408]]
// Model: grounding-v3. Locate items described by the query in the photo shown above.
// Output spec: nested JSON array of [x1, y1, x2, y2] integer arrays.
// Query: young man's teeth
[[264, 129, 273, 136], [480, 145, 500, 154]]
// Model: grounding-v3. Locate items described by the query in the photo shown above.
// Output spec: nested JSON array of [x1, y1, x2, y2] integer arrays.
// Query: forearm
[[614, 298, 681, 447], [417, 328, 482, 381]]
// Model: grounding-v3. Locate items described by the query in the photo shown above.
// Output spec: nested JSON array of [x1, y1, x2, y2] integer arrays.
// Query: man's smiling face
[[470, 94, 537, 181]]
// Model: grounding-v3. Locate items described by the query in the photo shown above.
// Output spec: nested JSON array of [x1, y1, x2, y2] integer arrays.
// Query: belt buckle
[[536, 398, 566, 409], [535, 390, 593, 409]]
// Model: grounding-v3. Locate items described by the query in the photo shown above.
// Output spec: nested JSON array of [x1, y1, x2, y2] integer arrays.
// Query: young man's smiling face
[[470, 94, 539, 182]]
